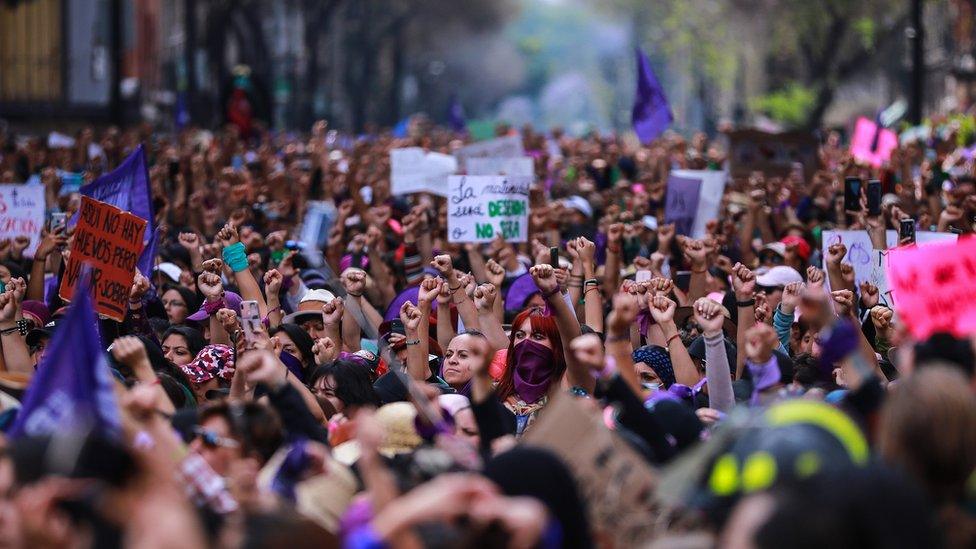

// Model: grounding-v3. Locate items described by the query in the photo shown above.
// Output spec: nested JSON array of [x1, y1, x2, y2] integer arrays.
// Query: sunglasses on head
[[193, 427, 240, 449]]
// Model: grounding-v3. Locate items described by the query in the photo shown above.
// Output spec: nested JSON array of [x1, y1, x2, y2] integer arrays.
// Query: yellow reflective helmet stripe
[[764, 400, 869, 465]]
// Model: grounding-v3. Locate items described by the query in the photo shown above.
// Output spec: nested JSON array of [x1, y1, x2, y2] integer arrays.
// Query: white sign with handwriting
[[447, 175, 530, 243]]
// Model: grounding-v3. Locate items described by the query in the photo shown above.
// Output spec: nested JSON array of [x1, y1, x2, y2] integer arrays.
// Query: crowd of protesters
[[0, 113, 974, 549]]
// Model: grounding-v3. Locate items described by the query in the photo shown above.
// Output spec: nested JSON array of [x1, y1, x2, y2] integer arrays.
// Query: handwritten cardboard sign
[[466, 156, 534, 177], [390, 147, 457, 196], [886, 237, 976, 339], [820, 230, 957, 307], [59, 196, 147, 321], [522, 393, 659, 547], [453, 135, 525, 171], [663, 174, 702, 236], [447, 175, 530, 243], [0, 184, 45, 257]]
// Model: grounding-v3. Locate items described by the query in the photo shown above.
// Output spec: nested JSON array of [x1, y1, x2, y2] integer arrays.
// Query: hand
[[337, 200, 354, 219], [682, 238, 708, 268], [649, 276, 673, 297], [129, 271, 150, 302], [417, 277, 441, 306], [34, 229, 67, 260], [657, 223, 676, 249], [238, 349, 286, 390], [780, 282, 804, 314], [11, 235, 30, 256], [940, 205, 964, 227], [576, 237, 596, 266], [121, 384, 161, 424], [754, 293, 770, 324], [839, 263, 855, 285], [696, 408, 723, 426], [177, 232, 200, 253], [731, 262, 756, 300], [365, 225, 383, 249], [216, 308, 240, 334], [457, 272, 477, 299], [693, 298, 725, 336], [744, 323, 778, 363], [648, 295, 677, 325], [436, 279, 452, 306], [216, 223, 240, 247], [649, 251, 667, 275], [399, 301, 423, 333], [553, 268, 569, 289], [263, 269, 283, 296], [321, 299, 343, 326], [870, 305, 894, 332], [607, 292, 638, 336], [529, 264, 559, 295], [265, 230, 287, 251], [111, 336, 150, 371], [341, 269, 367, 295], [430, 254, 454, 278], [484, 259, 506, 287], [201, 258, 223, 273], [831, 289, 856, 317], [569, 333, 606, 373], [825, 243, 847, 266], [859, 281, 879, 308], [312, 337, 338, 365], [197, 271, 224, 301], [473, 283, 497, 312], [806, 266, 825, 289]]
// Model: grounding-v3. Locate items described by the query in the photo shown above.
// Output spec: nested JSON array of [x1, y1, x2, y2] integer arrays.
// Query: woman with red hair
[[493, 265, 592, 435]]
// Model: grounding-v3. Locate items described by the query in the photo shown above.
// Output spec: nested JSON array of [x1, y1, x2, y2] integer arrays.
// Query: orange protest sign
[[59, 196, 147, 321], [886, 237, 976, 339]]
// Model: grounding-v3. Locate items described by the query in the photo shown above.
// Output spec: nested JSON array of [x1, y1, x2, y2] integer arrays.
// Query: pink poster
[[850, 117, 898, 168]]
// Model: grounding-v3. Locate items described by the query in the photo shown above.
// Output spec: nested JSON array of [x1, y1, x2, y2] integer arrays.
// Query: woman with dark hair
[[161, 326, 206, 367], [271, 323, 316, 377], [160, 285, 201, 325], [308, 360, 380, 419]]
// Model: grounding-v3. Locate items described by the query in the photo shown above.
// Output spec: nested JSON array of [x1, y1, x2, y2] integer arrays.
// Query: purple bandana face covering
[[747, 356, 781, 406], [512, 339, 556, 404]]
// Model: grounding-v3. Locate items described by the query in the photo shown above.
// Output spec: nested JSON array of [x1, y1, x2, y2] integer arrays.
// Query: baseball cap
[[755, 266, 803, 289], [282, 288, 336, 325], [780, 235, 811, 262], [562, 195, 593, 218], [154, 262, 182, 283]]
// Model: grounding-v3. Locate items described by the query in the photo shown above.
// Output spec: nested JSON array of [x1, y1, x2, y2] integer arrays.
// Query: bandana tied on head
[[632, 345, 676, 387], [181, 344, 235, 384]]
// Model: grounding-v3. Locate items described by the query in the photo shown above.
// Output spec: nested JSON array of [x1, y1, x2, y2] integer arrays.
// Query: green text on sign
[[488, 200, 526, 217]]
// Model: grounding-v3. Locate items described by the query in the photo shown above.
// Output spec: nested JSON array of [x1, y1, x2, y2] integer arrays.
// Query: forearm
[[449, 275, 481, 332], [234, 271, 269, 318], [341, 312, 362, 352], [687, 270, 707, 303], [133, 365, 176, 416], [607, 336, 642, 398], [26, 258, 47, 302], [661, 320, 699, 386], [735, 302, 756, 379], [436, 302, 455, 354], [544, 291, 589, 392], [404, 327, 431, 381], [603, 249, 621, 296], [703, 332, 735, 413], [324, 322, 342, 351], [583, 286, 603, 333], [477, 310, 509, 352], [209, 313, 230, 346], [467, 248, 488, 283], [0, 322, 33, 376]]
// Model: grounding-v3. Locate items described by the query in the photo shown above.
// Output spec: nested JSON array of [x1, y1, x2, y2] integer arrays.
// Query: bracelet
[[584, 278, 599, 287], [691, 267, 707, 274], [569, 282, 583, 288], [347, 292, 363, 298], [221, 242, 249, 273], [0, 320, 29, 337], [665, 333, 681, 346], [736, 299, 756, 308], [449, 285, 461, 293], [584, 286, 600, 296], [405, 339, 421, 346]]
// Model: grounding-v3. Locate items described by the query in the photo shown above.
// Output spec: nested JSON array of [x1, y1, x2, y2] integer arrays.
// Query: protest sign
[[390, 147, 457, 196], [670, 169, 726, 238], [850, 117, 898, 168], [60, 197, 147, 321], [447, 175, 530, 243], [727, 129, 819, 181], [453, 135, 525, 170], [78, 145, 155, 276], [523, 393, 659, 547], [466, 156, 534, 177], [0, 184, 45, 256], [663, 174, 702, 236], [820, 230, 957, 307], [886, 237, 976, 339]]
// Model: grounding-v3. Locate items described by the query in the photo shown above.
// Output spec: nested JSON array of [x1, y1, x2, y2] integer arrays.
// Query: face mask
[[279, 351, 305, 382], [512, 339, 555, 404]]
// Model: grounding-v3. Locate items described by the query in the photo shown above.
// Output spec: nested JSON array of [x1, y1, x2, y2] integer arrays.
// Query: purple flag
[[632, 48, 673, 144], [664, 174, 702, 237], [79, 145, 155, 275], [8, 277, 121, 440], [448, 94, 466, 133]]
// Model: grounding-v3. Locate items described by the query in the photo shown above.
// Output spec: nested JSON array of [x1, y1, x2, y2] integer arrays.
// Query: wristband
[[736, 299, 756, 308], [665, 333, 681, 346], [221, 242, 249, 273], [203, 298, 226, 316], [584, 278, 599, 287], [405, 339, 421, 346]]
